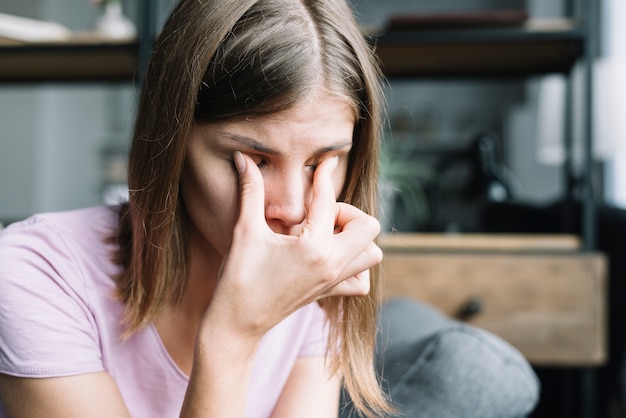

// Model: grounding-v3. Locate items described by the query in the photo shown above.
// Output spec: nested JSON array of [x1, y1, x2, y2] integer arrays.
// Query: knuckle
[[355, 280, 371, 296], [304, 244, 326, 266], [320, 265, 341, 286], [371, 244, 383, 264], [301, 243, 336, 283], [352, 272, 371, 296], [233, 218, 256, 238], [367, 215, 381, 236]]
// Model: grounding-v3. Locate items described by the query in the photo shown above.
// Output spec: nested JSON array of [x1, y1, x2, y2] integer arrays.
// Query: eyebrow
[[215, 130, 353, 155]]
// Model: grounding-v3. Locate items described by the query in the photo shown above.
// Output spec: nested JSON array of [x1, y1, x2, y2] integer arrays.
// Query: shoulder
[[1, 205, 119, 245], [0, 206, 122, 377], [0, 205, 120, 278], [0, 205, 122, 319]]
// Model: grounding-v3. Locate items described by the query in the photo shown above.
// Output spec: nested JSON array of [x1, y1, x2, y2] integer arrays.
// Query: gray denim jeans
[[340, 298, 540, 418]]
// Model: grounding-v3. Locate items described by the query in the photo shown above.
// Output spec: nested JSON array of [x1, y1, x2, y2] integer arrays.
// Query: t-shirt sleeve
[[297, 302, 331, 357], [0, 220, 104, 378]]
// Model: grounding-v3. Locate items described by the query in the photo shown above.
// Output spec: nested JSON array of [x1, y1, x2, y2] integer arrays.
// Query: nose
[[264, 170, 309, 235]]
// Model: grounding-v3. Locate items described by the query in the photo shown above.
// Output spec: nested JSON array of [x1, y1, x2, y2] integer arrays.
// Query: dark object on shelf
[[435, 131, 512, 203], [387, 10, 529, 32], [457, 297, 484, 320], [403, 132, 512, 233]]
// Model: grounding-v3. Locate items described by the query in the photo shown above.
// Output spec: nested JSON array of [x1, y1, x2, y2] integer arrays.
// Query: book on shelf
[[385, 10, 529, 32], [0, 12, 71, 43]]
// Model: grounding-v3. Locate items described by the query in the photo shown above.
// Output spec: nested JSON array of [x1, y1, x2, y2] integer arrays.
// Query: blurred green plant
[[379, 138, 433, 232]]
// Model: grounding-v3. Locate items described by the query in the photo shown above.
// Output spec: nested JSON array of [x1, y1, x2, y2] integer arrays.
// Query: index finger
[[302, 156, 339, 237], [234, 151, 268, 230]]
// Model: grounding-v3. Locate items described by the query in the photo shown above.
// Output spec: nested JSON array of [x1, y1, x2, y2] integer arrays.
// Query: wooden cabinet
[[381, 234, 607, 366], [380, 233, 607, 366]]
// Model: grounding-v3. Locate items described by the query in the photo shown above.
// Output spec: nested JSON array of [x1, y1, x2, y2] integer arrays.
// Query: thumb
[[233, 151, 266, 227]]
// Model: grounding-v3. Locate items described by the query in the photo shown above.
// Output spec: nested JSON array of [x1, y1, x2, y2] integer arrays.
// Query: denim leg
[[340, 298, 540, 418]]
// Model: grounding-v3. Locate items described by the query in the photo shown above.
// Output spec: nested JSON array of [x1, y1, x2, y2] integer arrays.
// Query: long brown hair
[[115, 0, 389, 415]]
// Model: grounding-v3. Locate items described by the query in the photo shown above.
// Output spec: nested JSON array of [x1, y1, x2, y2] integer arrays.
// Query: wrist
[[194, 310, 263, 365]]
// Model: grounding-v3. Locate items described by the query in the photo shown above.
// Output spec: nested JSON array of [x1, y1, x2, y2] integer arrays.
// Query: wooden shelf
[[0, 19, 584, 83], [370, 19, 584, 78], [0, 33, 139, 83], [380, 232, 581, 252]]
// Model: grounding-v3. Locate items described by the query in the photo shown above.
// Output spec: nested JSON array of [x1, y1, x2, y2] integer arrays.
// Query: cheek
[[181, 158, 240, 251]]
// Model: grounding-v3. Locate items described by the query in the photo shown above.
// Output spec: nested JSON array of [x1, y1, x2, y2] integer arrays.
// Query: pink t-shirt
[[0, 206, 330, 418]]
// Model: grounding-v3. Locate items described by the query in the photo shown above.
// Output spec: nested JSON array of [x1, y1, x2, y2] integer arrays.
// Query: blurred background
[[1, 0, 624, 228], [1, 0, 625, 417]]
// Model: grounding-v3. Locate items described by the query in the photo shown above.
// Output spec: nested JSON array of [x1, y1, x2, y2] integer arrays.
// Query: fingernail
[[233, 151, 247, 175]]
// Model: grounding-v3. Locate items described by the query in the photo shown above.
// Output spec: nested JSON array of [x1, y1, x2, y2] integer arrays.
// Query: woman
[[0, 0, 391, 416]]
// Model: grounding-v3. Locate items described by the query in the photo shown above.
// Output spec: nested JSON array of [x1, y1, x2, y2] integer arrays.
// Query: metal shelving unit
[[0, 2, 157, 84], [370, 11, 595, 249], [371, 4, 598, 418]]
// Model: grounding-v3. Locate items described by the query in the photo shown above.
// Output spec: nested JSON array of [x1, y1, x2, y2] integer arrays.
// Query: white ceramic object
[[96, 1, 136, 40]]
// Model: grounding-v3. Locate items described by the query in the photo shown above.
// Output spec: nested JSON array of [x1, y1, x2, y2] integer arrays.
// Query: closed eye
[[306, 150, 349, 172], [249, 155, 268, 168], [305, 162, 319, 172]]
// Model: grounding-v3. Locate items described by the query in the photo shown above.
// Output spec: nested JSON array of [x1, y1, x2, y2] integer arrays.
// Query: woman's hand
[[183, 151, 381, 417], [209, 151, 382, 338]]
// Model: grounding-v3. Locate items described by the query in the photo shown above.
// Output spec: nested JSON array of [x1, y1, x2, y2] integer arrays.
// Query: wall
[[0, 0, 575, 227], [350, 0, 567, 231], [0, 0, 137, 223]]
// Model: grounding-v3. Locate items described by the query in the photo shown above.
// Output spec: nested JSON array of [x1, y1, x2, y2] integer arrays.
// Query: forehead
[[210, 91, 356, 149], [255, 92, 355, 127]]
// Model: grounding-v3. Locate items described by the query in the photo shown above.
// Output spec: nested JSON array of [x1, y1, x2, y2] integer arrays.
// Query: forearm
[[180, 322, 260, 418]]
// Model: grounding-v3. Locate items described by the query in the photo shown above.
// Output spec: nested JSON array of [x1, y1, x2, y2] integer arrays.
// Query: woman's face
[[180, 91, 356, 257]]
